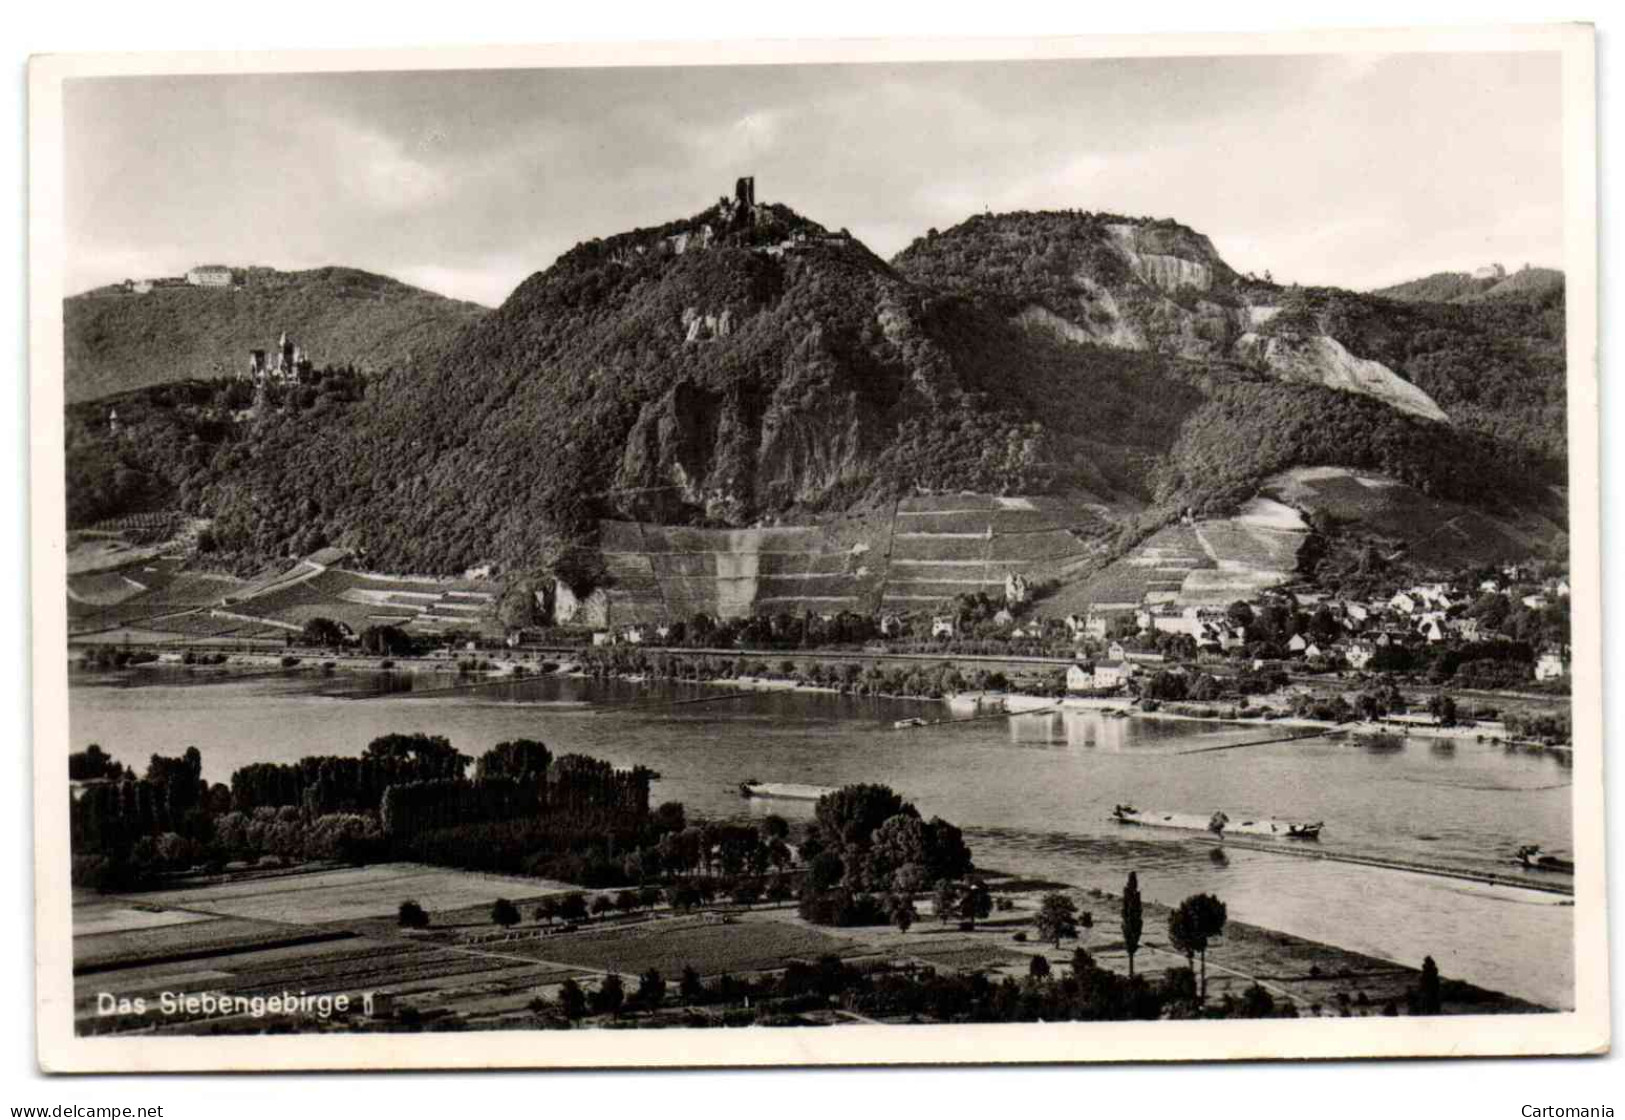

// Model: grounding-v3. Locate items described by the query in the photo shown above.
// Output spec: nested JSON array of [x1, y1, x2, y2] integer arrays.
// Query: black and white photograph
[[26, 22, 1606, 1073]]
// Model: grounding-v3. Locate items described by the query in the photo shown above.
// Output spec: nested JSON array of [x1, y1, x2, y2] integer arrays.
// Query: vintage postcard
[[29, 24, 1605, 1071]]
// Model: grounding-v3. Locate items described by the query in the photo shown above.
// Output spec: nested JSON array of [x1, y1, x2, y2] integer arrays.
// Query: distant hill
[[63, 192, 1563, 582], [64, 267, 488, 403], [1372, 265, 1564, 305]]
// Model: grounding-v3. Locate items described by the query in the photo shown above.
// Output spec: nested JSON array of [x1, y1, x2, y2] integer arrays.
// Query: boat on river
[[893, 717, 928, 729], [1112, 804, 1325, 840], [739, 780, 838, 802], [1515, 845, 1574, 874]]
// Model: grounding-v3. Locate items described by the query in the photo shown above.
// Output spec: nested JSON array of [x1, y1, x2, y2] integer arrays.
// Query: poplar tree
[[1121, 872, 1144, 979]]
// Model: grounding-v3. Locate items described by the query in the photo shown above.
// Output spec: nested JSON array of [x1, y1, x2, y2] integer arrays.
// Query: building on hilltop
[[186, 265, 235, 287]]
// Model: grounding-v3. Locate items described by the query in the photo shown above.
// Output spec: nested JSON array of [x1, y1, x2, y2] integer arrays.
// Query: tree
[[886, 892, 918, 933], [615, 889, 638, 915], [491, 898, 520, 928], [679, 965, 704, 1004], [68, 743, 126, 782], [1226, 601, 1255, 629], [1428, 693, 1458, 727], [1240, 983, 1276, 1018], [557, 978, 587, 1023], [497, 579, 541, 631], [1121, 872, 1143, 978], [806, 851, 845, 893], [398, 899, 429, 929], [1028, 955, 1052, 980], [653, 800, 687, 834], [1168, 893, 1228, 1000], [636, 968, 666, 1013], [1417, 955, 1443, 1015], [814, 784, 914, 851], [1034, 893, 1080, 947], [534, 896, 560, 925], [638, 884, 662, 911], [591, 973, 625, 1017], [558, 892, 588, 922], [591, 894, 615, 920], [934, 880, 959, 925], [301, 617, 346, 648], [957, 880, 993, 928]]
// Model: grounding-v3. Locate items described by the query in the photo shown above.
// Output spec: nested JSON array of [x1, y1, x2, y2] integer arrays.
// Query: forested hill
[[1372, 266, 1564, 305], [64, 267, 489, 403], [64, 196, 1561, 577]]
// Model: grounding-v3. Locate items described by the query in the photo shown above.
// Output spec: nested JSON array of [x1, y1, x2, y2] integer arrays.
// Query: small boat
[[1287, 822, 1324, 840], [893, 717, 928, 729], [1111, 803, 1140, 823], [1103, 709, 1133, 720], [1516, 845, 1574, 874], [739, 780, 838, 802], [1208, 811, 1230, 836]]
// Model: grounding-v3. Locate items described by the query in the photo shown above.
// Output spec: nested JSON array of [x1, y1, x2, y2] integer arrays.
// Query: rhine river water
[[68, 667, 1576, 1009]]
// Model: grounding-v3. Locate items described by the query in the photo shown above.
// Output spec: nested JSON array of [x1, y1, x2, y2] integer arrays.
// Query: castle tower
[[248, 348, 266, 379], [735, 176, 755, 208], [279, 331, 295, 374]]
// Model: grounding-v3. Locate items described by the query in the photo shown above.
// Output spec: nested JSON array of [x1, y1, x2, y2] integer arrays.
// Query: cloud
[[60, 55, 1566, 305], [317, 118, 455, 214]]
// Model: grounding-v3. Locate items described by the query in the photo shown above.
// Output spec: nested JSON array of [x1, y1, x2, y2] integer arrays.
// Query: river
[[67, 667, 1576, 1009]]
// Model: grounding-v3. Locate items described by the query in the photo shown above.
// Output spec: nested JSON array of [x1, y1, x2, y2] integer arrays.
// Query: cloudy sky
[[64, 51, 1564, 306]]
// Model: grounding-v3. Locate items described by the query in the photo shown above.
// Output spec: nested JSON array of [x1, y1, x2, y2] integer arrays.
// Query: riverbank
[[85, 646, 1569, 755]]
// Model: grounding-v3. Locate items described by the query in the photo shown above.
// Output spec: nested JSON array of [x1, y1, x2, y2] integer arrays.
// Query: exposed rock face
[[1107, 222, 1218, 292], [1236, 331, 1450, 424], [682, 306, 735, 342]]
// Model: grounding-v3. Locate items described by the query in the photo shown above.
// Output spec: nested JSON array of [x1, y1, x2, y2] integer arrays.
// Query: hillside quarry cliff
[[892, 211, 1451, 423]]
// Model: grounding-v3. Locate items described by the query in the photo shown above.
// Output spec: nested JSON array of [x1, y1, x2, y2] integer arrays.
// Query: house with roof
[[1447, 617, 1482, 641], [931, 616, 956, 638], [879, 613, 905, 637], [1345, 642, 1376, 670], [1065, 664, 1093, 692], [1535, 648, 1569, 681], [1287, 633, 1309, 655], [1389, 591, 1419, 615], [1092, 660, 1136, 690]]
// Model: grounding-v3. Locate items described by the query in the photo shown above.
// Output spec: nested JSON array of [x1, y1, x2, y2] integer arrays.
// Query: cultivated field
[[481, 913, 873, 978], [134, 864, 578, 926]]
